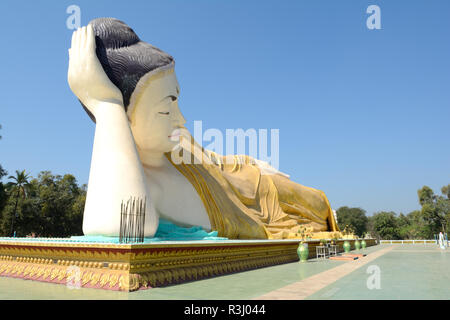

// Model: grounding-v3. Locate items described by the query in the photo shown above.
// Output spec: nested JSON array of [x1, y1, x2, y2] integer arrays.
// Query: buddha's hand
[[68, 24, 123, 116]]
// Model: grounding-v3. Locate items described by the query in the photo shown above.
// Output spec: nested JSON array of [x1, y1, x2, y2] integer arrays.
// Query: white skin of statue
[[68, 25, 211, 237]]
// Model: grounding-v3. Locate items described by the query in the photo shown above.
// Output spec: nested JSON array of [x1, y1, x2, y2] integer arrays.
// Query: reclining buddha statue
[[67, 18, 339, 240]]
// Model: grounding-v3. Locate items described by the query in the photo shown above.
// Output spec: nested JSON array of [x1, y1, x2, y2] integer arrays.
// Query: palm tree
[[6, 170, 31, 237]]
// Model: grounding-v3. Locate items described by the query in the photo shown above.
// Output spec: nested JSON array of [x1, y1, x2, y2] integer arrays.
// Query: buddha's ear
[[126, 105, 136, 125]]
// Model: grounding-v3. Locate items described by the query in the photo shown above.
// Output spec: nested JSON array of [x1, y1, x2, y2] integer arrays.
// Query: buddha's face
[[129, 70, 186, 154]]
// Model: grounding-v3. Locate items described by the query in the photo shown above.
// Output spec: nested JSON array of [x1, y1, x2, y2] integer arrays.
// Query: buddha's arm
[[83, 103, 158, 236], [68, 26, 158, 236]]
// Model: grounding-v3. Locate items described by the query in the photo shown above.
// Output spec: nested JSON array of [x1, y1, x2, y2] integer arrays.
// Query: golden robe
[[166, 133, 339, 239]]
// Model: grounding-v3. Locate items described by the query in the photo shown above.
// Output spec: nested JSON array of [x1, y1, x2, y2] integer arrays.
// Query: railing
[[379, 239, 438, 244], [119, 197, 146, 244]]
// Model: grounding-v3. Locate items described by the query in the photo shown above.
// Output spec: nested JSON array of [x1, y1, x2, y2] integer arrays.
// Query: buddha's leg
[[269, 174, 337, 231], [253, 174, 325, 236]]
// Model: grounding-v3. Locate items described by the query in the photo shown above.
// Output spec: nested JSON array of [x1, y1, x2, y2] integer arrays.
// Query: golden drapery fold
[[165, 133, 339, 239]]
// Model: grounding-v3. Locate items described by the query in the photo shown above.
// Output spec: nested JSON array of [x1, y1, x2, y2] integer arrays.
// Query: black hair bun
[[79, 17, 174, 121]]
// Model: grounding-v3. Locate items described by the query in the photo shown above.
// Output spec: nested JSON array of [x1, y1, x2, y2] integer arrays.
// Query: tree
[[417, 185, 449, 235], [0, 164, 7, 214], [0, 128, 6, 214], [418, 186, 434, 206], [0, 171, 85, 237], [8, 182, 42, 237], [5, 170, 31, 236], [336, 206, 368, 237], [406, 210, 430, 239], [437, 186, 450, 233], [0, 165, 6, 178], [441, 184, 450, 200], [32, 171, 84, 237], [396, 213, 411, 239], [369, 211, 400, 240]]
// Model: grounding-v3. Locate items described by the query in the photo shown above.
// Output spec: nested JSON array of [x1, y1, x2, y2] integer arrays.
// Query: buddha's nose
[[172, 104, 186, 127]]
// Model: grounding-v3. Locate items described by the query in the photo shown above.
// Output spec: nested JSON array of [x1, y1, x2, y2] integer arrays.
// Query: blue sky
[[0, 0, 449, 216]]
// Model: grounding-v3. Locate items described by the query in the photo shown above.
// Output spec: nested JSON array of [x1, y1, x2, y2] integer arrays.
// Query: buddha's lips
[[169, 135, 180, 140], [169, 129, 181, 139]]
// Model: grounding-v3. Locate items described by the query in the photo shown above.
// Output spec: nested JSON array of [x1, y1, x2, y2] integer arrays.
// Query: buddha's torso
[[142, 157, 211, 231]]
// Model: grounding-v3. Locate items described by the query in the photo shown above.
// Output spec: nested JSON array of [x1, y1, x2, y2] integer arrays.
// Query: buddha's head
[[84, 18, 186, 154]]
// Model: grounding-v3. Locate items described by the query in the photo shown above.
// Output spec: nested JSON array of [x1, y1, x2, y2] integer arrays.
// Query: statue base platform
[[0, 238, 377, 292]]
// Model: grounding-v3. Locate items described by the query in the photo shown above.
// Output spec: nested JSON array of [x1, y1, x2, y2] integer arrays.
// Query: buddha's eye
[[158, 111, 170, 115]]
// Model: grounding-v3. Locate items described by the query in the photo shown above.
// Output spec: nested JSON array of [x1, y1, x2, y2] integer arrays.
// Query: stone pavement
[[256, 245, 394, 299]]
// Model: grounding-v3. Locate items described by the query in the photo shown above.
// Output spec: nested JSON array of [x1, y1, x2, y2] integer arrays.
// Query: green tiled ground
[[307, 244, 450, 300], [0, 244, 447, 299]]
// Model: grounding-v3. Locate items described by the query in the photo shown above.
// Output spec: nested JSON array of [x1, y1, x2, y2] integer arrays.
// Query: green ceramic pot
[[297, 243, 309, 262], [354, 240, 361, 250], [343, 240, 351, 253], [361, 240, 367, 249]]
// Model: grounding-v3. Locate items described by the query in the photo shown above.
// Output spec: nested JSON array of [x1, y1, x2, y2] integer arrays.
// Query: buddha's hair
[[80, 17, 174, 122]]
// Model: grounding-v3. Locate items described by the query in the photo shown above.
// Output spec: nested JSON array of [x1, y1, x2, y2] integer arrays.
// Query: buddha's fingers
[[76, 27, 83, 57], [78, 26, 86, 53], [84, 26, 89, 49], [70, 28, 77, 52], [87, 24, 95, 52], [68, 29, 79, 86]]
